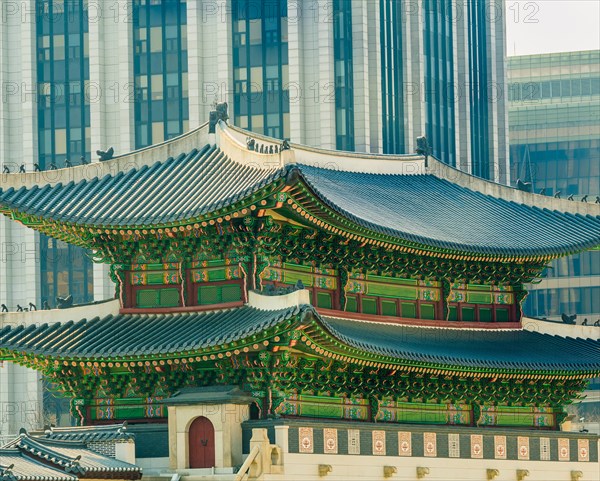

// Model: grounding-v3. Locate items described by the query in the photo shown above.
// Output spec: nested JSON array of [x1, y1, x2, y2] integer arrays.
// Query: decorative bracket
[[571, 471, 583, 481], [417, 467, 430, 479], [318, 464, 332, 477], [517, 469, 530, 481], [384, 466, 398, 478], [487, 468, 500, 480]]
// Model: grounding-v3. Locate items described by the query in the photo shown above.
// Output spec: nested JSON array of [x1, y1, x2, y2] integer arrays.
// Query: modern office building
[[0, 0, 509, 437], [508, 50, 600, 434], [508, 50, 600, 322]]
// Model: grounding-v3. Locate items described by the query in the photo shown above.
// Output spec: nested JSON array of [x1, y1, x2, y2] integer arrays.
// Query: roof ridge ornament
[[96, 147, 114, 162], [209, 102, 229, 134], [415, 136, 432, 169]]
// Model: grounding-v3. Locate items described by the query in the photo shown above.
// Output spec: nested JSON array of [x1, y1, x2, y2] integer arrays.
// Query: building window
[[333, 0, 354, 151], [36, 0, 93, 305], [232, 0, 289, 139], [133, 0, 189, 148], [344, 274, 443, 321], [380, 0, 405, 154], [197, 281, 244, 306], [40, 235, 93, 307], [423, 0, 456, 167]]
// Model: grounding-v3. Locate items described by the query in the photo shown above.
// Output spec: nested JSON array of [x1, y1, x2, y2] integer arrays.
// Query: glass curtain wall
[[36, 0, 93, 306], [333, 0, 354, 150], [232, 0, 289, 139], [423, 0, 456, 166], [133, 0, 189, 148], [467, 0, 490, 178], [380, 0, 405, 154]]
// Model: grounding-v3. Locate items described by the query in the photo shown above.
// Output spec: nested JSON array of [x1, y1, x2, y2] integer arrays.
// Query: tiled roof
[[0, 145, 284, 227], [34, 424, 134, 443], [321, 316, 600, 372], [1, 305, 598, 373], [0, 306, 301, 358], [297, 164, 600, 257], [0, 144, 598, 257], [0, 449, 77, 481], [2, 434, 141, 478]]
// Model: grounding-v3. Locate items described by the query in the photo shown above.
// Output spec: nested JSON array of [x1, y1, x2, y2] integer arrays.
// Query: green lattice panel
[[375, 401, 471, 425], [401, 302, 416, 318], [346, 295, 358, 312], [136, 288, 180, 308], [367, 283, 418, 300], [275, 395, 370, 421], [496, 308, 510, 322], [381, 300, 398, 316], [478, 406, 555, 428], [198, 284, 242, 305], [362, 298, 377, 315], [420, 303, 435, 320], [316, 291, 333, 309], [467, 291, 493, 304]]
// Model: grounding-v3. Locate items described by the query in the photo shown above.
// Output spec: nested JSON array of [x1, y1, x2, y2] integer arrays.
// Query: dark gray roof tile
[[1, 306, 598, 373]]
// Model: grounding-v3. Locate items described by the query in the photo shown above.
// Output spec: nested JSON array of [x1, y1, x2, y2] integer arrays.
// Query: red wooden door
[[189, 416, 215, 468]]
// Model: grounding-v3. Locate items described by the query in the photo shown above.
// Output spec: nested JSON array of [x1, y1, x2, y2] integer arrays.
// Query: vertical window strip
[[423, 0, 456, 167], [333, 0, 355, 151], [133, 0, 189, 148], [380, 0, 405, 154], [36, 0, 93, 305], [232, 0, 289, 139]]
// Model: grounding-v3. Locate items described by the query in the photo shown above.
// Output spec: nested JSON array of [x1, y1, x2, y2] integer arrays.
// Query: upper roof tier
[[0, 122, 598, 259]]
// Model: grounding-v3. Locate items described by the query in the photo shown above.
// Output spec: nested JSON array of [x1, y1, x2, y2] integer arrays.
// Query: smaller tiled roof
[[2, 433, 141, 479], [297, 164, 600, 257], [34, 423, 134, 444], [0, 449, 77, 481], [163, 385, 255, 405]]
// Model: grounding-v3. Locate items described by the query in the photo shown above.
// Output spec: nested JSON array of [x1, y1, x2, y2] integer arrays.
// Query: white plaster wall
[[262, 453, 600, 481], [523, 316, 600, 341]]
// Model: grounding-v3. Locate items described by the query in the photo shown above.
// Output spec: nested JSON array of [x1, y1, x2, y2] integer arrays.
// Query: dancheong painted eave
[[1, 303, 599, 379], [0, 121, 598, 260]]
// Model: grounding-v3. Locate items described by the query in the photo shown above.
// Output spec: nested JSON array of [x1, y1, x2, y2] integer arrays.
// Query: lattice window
[[448, 433, 460, 458], [540, 437, 551, 461], [136, 288, 180, 308], [345, 273, 441, 320], [198, 283, 242, 305]]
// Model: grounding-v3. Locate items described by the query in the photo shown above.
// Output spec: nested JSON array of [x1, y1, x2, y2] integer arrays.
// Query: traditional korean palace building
[[0, 117, 599, 480]]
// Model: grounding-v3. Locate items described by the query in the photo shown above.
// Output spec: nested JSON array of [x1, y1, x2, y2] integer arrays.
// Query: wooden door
[[188, 416, 215, 468]]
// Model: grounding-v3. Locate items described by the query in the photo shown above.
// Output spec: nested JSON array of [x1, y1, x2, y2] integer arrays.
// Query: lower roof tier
[[1, 303, 598, 377]]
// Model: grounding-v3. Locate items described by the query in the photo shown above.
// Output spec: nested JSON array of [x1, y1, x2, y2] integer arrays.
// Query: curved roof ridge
[[313, 312, 523, 332], [220, 122, 599, 217], [0, 122, 211, 191]]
